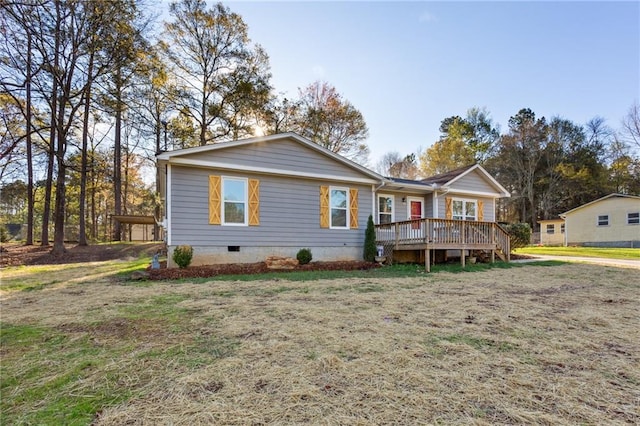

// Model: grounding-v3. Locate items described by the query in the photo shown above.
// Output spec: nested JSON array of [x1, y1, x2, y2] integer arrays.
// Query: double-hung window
[[546, 224, 555, 234], [330, 187, 349, 228], [597, 215, 609, 226], [222, 177, 247, 225], [628, 212, 640, 225], [378, 194, 394, 224], [560, 223, 565, 233], [452, 199, 477, 221]]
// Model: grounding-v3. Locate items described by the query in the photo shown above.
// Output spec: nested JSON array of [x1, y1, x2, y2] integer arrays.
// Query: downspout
[[372, 180, 386, 224], [432, 184, 450, 218]]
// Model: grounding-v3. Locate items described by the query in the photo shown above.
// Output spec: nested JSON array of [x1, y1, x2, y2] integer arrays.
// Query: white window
[[222, 177, 247, 225], [597, 215, 609, 226], [452, 199, 477, 221], [561, 223, 565, 233], [330, 187, 349, 229], [546, 224, 555, 234], [628, 212, 639, 225], [377, 194, 394, 224]]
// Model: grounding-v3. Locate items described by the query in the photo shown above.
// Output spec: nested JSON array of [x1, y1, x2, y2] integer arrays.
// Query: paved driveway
[[514, 255, 640, 270]]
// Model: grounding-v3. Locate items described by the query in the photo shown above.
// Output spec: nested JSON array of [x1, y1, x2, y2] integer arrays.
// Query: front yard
[[1, 259, 638, 424]]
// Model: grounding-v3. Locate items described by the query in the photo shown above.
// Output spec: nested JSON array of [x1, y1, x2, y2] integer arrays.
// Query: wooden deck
[[375, 218, 511, 272]]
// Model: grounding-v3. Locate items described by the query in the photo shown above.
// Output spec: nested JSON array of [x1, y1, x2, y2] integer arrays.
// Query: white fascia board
[[445, 164, 510, 196], [379, 182, 434, 192], [444, 188, 511, 198], [169, 157, 381, 185]]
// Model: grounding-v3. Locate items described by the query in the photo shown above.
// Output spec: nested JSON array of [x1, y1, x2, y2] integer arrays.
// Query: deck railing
[[375, 218, 510, 254]]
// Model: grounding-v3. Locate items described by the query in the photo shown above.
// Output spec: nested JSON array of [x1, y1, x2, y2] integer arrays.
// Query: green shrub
[[363, 214, 377, 262], [173, 245, 193, 268], [296, 248, 312, 265], [504, 223, 531, 250]]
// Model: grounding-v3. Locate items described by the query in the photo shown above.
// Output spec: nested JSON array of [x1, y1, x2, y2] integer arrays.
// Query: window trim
[[222, 176, 248, 226], [451, 197, 478, 221], [377, 194, 395, 225], [329, 186, 350, 229], [597, 214, 609, 227]]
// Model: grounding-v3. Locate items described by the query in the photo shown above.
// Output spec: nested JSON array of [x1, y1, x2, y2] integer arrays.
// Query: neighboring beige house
[[560, 194, 640, 248], [538, 218, 565, 246]]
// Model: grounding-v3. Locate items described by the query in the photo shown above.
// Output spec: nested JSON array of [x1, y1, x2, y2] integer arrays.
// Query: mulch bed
[[147, 260, 381, 280]]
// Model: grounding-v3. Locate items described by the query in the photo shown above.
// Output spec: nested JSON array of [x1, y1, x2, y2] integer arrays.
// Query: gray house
[[157, 133, 511, 268]]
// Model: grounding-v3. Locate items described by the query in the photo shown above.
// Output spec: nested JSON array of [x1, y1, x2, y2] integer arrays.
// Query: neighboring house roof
[[560, 193, 640, 217], [157, 132, 384, 184], [420, 164, 510, 197]]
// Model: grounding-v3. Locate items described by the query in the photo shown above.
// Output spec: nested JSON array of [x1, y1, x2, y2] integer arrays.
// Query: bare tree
[[294, 81, 369, 164], [621, 101, 640, 153], [162, 0, 272, 146]]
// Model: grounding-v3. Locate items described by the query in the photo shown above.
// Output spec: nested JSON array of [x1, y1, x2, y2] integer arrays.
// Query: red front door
[[410, 200, 422, 229]]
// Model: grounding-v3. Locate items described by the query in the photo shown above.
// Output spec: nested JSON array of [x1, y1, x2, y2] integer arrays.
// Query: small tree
[[363, 214, 377, 262], [173, 244, 193, 268]]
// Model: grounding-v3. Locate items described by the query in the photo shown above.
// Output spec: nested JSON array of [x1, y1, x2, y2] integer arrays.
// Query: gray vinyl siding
[[375, 192, 427, 223], [451, 170, 498, 193], [424, 196, 434, 219], [434, 195, 495, 222], [170, 165, 371, 247], [180, 137, 367, 180]]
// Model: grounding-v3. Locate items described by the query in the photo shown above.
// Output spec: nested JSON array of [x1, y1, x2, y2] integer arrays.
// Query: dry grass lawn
[[2, 263, 639, 425]]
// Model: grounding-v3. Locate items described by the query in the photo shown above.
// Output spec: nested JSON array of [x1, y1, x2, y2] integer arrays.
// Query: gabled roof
[[420, 164, 510, 197], [420, 164, 476, 185], [560, 193, 640, 217], [157, 132, 384, 183]]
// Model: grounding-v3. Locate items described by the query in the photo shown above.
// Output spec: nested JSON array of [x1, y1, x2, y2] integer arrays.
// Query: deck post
[[461, 249, 465, 268], [491, 250, 495, 264], [394, 222, 400, 249], [425, 248, 430, 273]]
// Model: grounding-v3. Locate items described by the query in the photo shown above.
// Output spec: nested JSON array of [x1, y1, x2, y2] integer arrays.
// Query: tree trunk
[[25, 31, 34, 245], [42, 1, 61, 247], [51, 98, 68, 256], [78, 52, 94, 246], [113, 77, 123, 241]]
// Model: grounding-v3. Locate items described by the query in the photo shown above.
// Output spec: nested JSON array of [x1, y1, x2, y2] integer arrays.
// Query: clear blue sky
[[220, 1, 639, 166]]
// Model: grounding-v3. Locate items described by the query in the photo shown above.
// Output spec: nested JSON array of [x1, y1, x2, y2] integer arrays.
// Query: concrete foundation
[[167, 245, 363, 268]]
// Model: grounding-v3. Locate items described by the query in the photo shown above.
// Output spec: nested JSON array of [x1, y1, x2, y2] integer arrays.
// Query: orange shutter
[[320, 186, 329, 228], [477, 200, 484, 221], [349, 188, 359, 229], [248, 179, 260, 226], [209, 175, 221, 225], [445, 197, 452, 220]]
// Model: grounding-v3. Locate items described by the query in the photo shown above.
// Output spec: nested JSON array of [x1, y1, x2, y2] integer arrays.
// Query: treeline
[[0, 0, 368, 251], [377, 106, 640, 227]]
